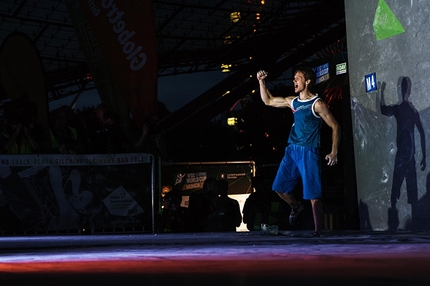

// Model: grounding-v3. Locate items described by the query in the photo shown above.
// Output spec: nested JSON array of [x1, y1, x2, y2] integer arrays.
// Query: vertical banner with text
[[77, 0, 158, 128], [65, 0, 131, 131]]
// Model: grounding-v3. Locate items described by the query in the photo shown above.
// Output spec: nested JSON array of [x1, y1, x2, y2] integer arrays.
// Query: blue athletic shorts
[[272, 144, 322, 200]]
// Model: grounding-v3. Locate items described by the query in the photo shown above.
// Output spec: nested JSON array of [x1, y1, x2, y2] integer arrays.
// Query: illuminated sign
[[315, 63, 329, 84], [336, 62, 347, 75], [227, 117, 237, 126]]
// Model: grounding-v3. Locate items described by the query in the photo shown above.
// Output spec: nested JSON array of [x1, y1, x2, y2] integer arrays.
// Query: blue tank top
[[288, 95, 322, 148]]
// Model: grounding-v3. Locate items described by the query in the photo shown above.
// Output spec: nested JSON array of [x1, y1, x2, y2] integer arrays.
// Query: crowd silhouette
[[157, 178, 243, 233], [0, 98, 167, 157], [0, 97, 296, 233]]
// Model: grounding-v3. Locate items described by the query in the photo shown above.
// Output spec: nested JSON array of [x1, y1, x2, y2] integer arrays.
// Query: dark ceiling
[[0, 0, 346, 131]]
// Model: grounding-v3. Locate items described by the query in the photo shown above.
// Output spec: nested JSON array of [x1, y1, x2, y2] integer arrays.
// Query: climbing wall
[[345, 0, 430, 231]]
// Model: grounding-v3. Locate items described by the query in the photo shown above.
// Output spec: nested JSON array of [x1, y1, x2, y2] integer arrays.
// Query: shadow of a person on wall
[[405, 172, 430, 230], [358, 199, 372, 230], [380, 76, 426, 231]]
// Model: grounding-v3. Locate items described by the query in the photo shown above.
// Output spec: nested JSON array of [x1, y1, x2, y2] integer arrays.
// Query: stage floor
[[1, 230, 430, 285]]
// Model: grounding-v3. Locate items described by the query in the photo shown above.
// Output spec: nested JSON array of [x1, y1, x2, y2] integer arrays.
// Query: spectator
[[0, 98, 46, 154], [160, 185, 173, 207], [49, 107, 83, 154], [90, 103, 130, 153], [133, 114, 168, 160], [0, 117, 41, 153], [243, 176, 288, 231], [187, 177, 215, 232], [157, 189, 187, 233], [205, 179, 242, 232]]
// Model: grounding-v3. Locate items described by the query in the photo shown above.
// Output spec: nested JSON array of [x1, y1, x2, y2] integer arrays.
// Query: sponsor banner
[[77, 0, 158, 128], [315, 62, 330, 84], [176, 172, 207, 191], [315, 62, 329, 78], [0, 153, 153, 232], [0, 33, 48, 127], [103, 185, 144, 216], [65, 0, 130, 131], [162, 161, 255, 196], [0, 153, 152, 166]]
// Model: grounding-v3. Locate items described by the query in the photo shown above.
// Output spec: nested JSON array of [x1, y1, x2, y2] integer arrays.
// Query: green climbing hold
[[373, 0, 405, 40]]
